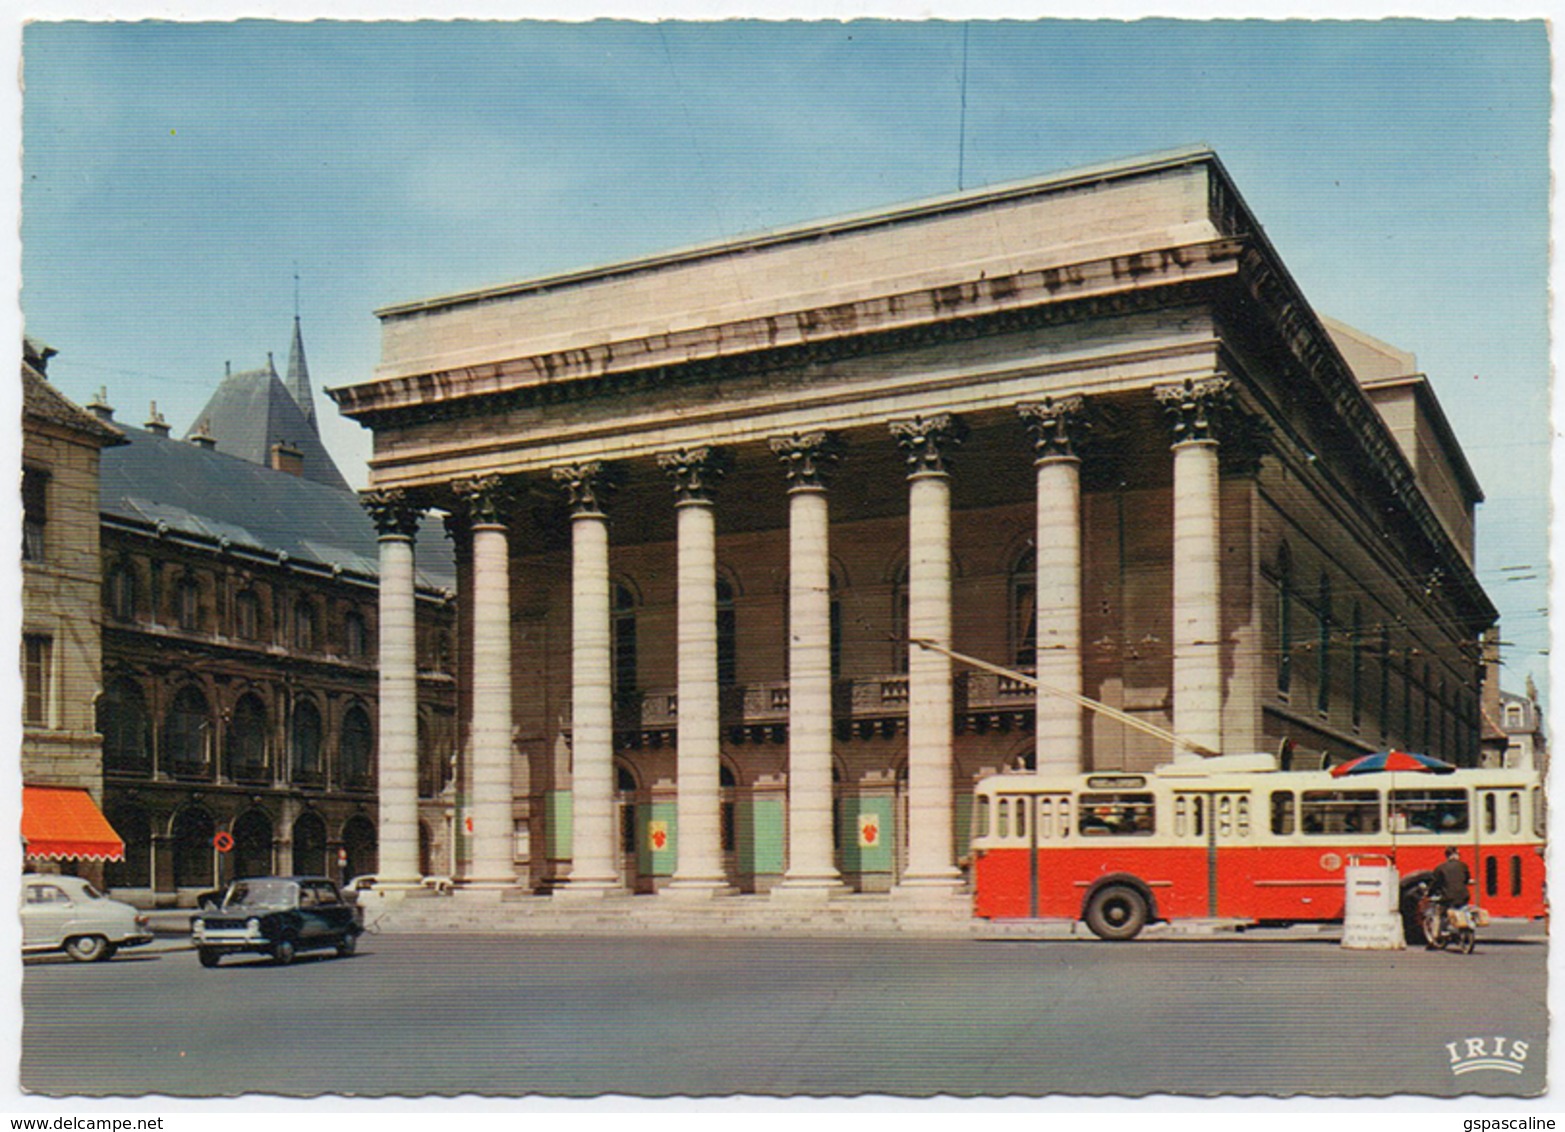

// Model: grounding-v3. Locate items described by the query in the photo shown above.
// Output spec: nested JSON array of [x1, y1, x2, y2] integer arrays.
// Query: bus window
[[1533, 787, 1546, 839], [976, 794, 990, 839], [1485, 855, 1498, 898], [1038, 796, 1052, 839], [1271, 792, 1296, 835], [1236, 796, 1251, 837], [1079, 793, 1154, 836], [1509, 792, 1522, 835], [1059, 796, 1071, 839], [1511, 854, 1523, 897], [1300, 790, 1381, 835], [1015, 796, 1028, 840], [1218, 796, 1234, 837], [1484, 793, 1497, 835], [998, 799, 1010, 839], [1388, 789, 1468, 834]]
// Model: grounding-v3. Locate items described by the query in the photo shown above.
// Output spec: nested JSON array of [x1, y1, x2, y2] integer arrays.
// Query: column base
[[455, 877, 521, 894], [662, 878, 736, 899], [446, 884, 518, 903], [771, 876, 850, 900], [551, 879, 627, 900], [891, 875, 968, 903]]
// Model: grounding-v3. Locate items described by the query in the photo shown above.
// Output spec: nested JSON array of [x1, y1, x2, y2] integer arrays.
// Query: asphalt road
[[21, 924, 1547, 1099]]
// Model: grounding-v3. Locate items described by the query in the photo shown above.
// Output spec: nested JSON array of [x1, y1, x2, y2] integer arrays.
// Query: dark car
[[190, 876, 363, 967]]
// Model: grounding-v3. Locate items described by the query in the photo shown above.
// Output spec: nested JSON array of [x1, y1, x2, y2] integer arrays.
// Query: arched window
[[340, 705, 374, 787], [717, 578, 737, 686], [720, 762, 738, 853], [164, 685, 212, 778], [1350, 604, 1364, 729], [294, 600, 317, 652], [1377, 627, 1391, 739], [177, 575, 201, 632], [98, 677, 151, 775], [292, 699, 323, 783], [226, 693, 269, 783], [418, 710, 453, 798], [1316, 574, 1332, 714], [890, 562, 910, 675], [232, 809, 274, 880], [342, 815, 377, 881], [1011, 548, 1036, 669], [343, 611, 367, 659], [234, 589, 261, 641], [613, 583, 638, 698], [1276, 544, 1293, 694], [106, 563, 137, 622], [292, 811, 327, 876], [616, 762, 638, 855], [172, 808, 215, 888], [103, 806, 151, 890]]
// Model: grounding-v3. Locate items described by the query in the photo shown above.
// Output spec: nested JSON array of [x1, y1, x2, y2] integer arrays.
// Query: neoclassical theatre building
[[332, 147, 1495, 898]]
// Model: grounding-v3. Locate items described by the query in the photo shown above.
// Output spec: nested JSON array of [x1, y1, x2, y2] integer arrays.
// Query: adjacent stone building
[[21, 341, 127, 879], [85, 336, 458, 906], [331, 147, 1496, 898]]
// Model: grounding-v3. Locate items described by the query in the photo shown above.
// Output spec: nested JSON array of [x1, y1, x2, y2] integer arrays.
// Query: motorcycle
[[1419, 894, 1486, 953]]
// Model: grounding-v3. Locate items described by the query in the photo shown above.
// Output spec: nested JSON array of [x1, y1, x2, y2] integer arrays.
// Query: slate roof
[[102, 424, 454, 592], [22, 359, 125, 448], [186, 357, 350, 491]]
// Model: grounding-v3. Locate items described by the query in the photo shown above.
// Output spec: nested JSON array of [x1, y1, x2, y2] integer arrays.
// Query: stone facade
[[92, 412, 458, 906], [331, 148, 1496, 897], [21, 344, 124, 877]]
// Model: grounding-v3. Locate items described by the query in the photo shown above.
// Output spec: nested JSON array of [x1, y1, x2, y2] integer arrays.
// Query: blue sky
[[17, 17, 1552, 697]]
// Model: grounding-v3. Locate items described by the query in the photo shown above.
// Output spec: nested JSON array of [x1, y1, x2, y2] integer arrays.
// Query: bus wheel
[[1085, 885, 1148, 941]]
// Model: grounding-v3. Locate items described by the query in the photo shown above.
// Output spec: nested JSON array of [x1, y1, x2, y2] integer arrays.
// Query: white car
[[21, 874, 153, 962]]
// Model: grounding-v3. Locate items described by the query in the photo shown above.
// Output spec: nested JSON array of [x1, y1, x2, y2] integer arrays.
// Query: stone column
[[890, 414, 966, 893], [553, 463, 621, 895], [361, 489, 422, 888], [451, 476, 518, 888], [1157, 377, 1233, 761], [660, 446, 734, 895], [771, 432, 846, 895], [1019, 396, 1089, 774]]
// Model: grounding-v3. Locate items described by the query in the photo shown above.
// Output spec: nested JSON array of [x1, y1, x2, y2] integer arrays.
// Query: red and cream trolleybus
[[970, 753, 1546, 940]]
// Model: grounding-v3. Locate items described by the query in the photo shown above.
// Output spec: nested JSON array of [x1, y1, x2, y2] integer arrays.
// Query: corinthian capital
[[658, 446, 734, 504], [361, 488, 422, 538], [1156, 377, 1236, 445], [451, 475, 514, 526], [1018, 396, 1089, 461], [889, 413, 967, 476], [769, 431, 843, 489], [552, 462, 617, 515]]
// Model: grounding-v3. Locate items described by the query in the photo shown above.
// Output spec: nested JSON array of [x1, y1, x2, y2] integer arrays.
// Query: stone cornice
[[332, 238, 1243, 424], [1233, 248, 1495, 628]]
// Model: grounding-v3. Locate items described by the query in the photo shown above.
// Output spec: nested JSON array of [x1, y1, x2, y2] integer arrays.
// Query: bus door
[[1476, 786, 1526, 907], [1029, 793, 1072, 918], [1173, 791, 1253, 917]]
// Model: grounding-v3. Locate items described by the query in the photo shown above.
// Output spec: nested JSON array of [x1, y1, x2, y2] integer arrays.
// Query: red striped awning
[[21, 786, 125, 862]]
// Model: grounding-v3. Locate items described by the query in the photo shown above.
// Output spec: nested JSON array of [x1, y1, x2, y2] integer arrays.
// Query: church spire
[[284, 298, 317, 432]]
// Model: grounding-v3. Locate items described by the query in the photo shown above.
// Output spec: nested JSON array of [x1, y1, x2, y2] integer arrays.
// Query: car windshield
[[222, 880, 298, 909]]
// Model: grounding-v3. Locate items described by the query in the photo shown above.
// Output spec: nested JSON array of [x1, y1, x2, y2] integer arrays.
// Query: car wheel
[[1085, 884, 1149, 941], [198, 948, 221, 969], [64, 935, 108, 963], [271, 939, 296, 966], [335, 934, 357, 958]]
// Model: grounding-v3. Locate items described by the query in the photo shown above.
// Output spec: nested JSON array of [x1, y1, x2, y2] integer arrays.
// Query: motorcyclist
[[1426, 845, 1472, 948]]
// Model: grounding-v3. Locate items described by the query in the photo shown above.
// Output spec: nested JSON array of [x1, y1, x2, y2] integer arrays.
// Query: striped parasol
[[1329, 750, 1457, 777]]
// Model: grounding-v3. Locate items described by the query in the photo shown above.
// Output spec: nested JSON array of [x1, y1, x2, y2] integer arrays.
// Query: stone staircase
[[356, 888, 1067, 940]]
